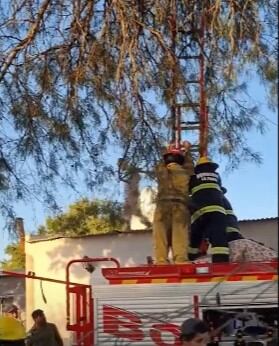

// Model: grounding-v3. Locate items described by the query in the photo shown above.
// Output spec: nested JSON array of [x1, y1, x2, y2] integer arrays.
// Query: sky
[[0, 80, 277, 261]]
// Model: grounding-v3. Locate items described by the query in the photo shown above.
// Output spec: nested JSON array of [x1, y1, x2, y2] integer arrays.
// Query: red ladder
[[170, 3, 208, 158]]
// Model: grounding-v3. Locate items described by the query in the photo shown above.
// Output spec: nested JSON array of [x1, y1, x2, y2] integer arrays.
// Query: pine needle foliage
[[0, 0, 277, 224]]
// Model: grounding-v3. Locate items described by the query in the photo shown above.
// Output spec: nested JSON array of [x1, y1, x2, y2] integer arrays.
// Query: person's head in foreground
[[180, 318, 209, 346], [31, 309, 47, 326]]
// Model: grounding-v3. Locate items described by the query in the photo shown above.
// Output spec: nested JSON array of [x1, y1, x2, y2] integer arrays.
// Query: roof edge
[[27, 228, 152, 243], [26, 217, 278, 243]]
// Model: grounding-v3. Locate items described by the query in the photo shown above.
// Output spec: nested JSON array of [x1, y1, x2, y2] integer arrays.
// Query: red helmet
[[163, 144, 184, 157]]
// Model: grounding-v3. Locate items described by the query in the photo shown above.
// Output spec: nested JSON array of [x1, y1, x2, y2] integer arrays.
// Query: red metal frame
[[2, 256, 120, 346], [199, 6, 208, 158], [65, 257, 120, 345], [1, 270, 92, 346], [170, 6, 209, 157], [102, 261, 278, 284], [175, 104, 182, 149], [3, 258, 277, 345], [66, 285, 93, 346], [1, 270, 85, 286]]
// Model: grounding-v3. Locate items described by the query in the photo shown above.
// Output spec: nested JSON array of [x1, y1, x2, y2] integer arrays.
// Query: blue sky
[[0, 81, 277, 261]]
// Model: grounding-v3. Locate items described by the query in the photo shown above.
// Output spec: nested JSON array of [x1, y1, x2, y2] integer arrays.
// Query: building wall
[[25, 218, 277, 345], [239, 219, 278, 251], [25, 231, 153, 345]]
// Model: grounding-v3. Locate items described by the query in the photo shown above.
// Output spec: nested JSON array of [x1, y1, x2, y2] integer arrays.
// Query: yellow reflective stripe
[[151, 279, 167, 283], [226, 227, 241, 233], [226, 209, 234, 215], [122, 279, 138, 284], [191, 205, 226, 223], [191, 183, 221, 195], [188, 247, 199, 254], [211, 247, 230, 255]]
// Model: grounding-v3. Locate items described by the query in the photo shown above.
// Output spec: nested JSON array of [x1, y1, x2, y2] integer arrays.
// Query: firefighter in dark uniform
[[189, 157, 229, 263], [153, 141, 194, 264], [191, 186, 277, 263]]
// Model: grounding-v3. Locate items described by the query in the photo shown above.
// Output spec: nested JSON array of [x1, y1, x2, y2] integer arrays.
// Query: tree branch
[[0, 0, 51, 82]]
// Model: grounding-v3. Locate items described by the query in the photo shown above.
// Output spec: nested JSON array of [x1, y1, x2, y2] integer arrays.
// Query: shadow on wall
[[46, 241, 87, 281], [43, 187, 156, 281], [45, 232, 152, 282]]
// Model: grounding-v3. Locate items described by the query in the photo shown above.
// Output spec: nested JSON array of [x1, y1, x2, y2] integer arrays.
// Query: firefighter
[[0, 315, 26, 345], [153, 141, 194, 264], [222, 187, 278, 262], [193, 188, 278, 263], [189, 157, 229, 263], [189, 187, 241, 263]]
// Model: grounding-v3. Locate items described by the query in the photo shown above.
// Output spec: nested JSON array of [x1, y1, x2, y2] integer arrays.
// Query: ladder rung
[[175, 103, 200, 108], [184, 121, 200, 125], [186, 80, 199, 84], [181, 125, 200, 130], [180, 121, 200, 130], [179, 55, 201, 59], [190, 145, 199, 152]]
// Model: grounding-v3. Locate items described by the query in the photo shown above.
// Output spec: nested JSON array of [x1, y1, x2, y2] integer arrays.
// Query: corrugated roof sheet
[[26, 217, 278, 243], [239, 217, 278, 222]]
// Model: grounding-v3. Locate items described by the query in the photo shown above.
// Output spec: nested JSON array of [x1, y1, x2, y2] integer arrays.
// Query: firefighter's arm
[[181, 141, 194, 175], [53, 324, 64, 346]]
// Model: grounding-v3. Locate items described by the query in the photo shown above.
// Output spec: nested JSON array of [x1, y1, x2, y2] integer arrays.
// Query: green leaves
[[41, 198, 124, 236], [0, 244, 25, 270]]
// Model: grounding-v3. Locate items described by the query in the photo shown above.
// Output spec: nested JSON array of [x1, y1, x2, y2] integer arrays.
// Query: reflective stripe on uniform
[[211, 247, 230, 255], [226, 227, 241, 233], [191, 205, 226, 224], [191, 183, 221, 195], [225, 209, 235, 215], [188, 247, 199, 254]]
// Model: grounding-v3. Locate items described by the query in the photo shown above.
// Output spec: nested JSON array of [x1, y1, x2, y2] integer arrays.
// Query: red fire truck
[[64, 257, 278, 346]]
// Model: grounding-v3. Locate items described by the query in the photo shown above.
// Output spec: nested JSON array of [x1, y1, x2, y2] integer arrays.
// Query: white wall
[[25, 231, 152, 345], [239, 219, 278, 251]]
